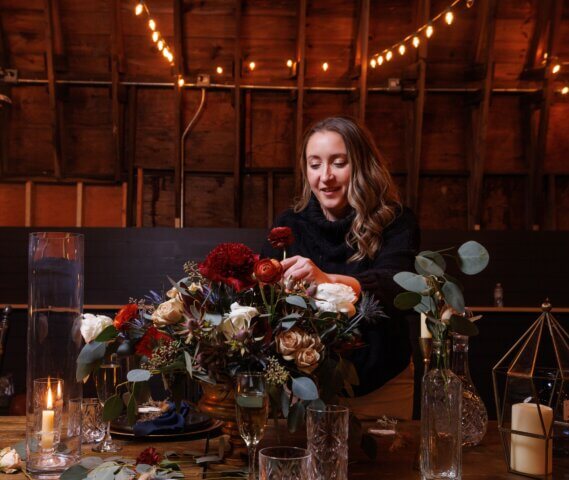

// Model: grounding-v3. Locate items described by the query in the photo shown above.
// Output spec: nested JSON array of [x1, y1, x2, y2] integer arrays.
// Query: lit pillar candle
[[420, 313, 432, 338], [510, 403, 553, 476], [41, 387, 55, 450]]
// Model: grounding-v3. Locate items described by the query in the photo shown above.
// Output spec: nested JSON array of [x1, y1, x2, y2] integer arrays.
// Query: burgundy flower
[[136, 446, 162, 465], [198, 243, 259, 292], [268, 227, 294, 250], [254, 258, 283, 284], [135, 327, 172, 358]]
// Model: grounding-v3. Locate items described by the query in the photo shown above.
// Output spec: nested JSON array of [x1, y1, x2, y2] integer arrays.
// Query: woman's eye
[[309, 163, 321, 170], [334, 161, 347, 168]]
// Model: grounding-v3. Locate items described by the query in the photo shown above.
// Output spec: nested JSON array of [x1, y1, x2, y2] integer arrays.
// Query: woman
[[261, 116, 420, 419]]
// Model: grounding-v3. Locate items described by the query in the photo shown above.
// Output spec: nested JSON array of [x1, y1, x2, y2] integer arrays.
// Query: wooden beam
[[110, 0, 126, 182], [76, 181, 84, 227], [523, 1, 552, 72], [43, 0, 65, 178], [467, 0, 497, 229], [520, 97, 538, 229], [174, 0, 185, 228], [405, 0, 429, 212], [125, 86, 138, 227], [0, 18, 10, 177], [294, 0, 307, 193], [25, 181, 32, 227], [267, 171, 274, 228], [531, 0, 563, 229], [356, 0, 370, 121], [121, 181, 128, 227], [136, 167, 144, 227], [233, 0, 243, 227]]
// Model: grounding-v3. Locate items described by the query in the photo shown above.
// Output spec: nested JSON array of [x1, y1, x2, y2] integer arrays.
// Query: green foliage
[[102, 394, 124, 422], [95, 325, 118, 342]]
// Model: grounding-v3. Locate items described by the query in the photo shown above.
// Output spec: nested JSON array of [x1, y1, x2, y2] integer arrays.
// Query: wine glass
[[235, 372, 269, 480], [92, 354, 122, 452]]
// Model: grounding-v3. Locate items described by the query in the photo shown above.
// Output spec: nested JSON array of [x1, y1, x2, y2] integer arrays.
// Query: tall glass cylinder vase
[[451, 333, 487, 447], [421, 339, 462, 480], [26, 233, 84, 478]]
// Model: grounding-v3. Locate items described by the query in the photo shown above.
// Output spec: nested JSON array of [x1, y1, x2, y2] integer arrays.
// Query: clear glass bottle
[[452, 334, 488, 447], [421, 338, 462, 480]]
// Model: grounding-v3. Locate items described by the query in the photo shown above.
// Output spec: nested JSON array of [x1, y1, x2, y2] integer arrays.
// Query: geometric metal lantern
[[492, 301, 569, 479]]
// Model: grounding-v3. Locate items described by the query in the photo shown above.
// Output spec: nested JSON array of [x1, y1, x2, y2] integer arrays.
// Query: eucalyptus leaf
[[14, 441, 26, 461], [204, 312, 222, 325], [279, 312, 302, 321], [80, 457, 104, 470], [449, 314, 479, 336], [94, 325, 118, 342], [309, 398, 326, 411], [457, 241, 490, 275], [102, 394, 124, 422], [126, 392, 137, 426], [443, 273, 464, 291], [195, 455, 222, 464], [184, 351, 193, 375], [420, 250, 447, 270], [115, 468, 136, 480], [394, 291, 422, 310], [287, 402, 305, 433], [393, 272, 429, 294], [281, 320, 297, 330], [60, 464, 89, 480], [77, 341, 106, 364], [415, 255, 445, 277], [135, 464, 152, 474], [126, 369, 152, 383], [280, 388, 290, 418], [286, 295, 307, 309], [76, 361, 94, 383], [442, 281, 465, 313], [291, 376, 319, 401]]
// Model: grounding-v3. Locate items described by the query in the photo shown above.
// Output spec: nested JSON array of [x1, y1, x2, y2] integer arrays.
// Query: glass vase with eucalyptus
[[421, 337, 463, 480], [235, 373, 269, 480]]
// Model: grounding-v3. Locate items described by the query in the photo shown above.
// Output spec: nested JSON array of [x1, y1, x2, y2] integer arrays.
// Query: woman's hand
[[280, 256, 331, 285]]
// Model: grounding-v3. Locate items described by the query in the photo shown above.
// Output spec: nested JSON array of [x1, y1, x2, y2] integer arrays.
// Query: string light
[[398, 44, 406, 55], [377, 55, 384, 65], [466, 0, 475, 7], [135, 2, 143, 15], [148, 19, 156, 31], [426, 24, 434, 38], [412, 36, 420, 48], [385, 51, 393, 61], [177, 76, 185, 87], [157, 40, 164, 51], [286, 59, 293, 68], [152, 31, 159, 42], [322, 62, 329, 72], [562, 86, 569, 95], [249, 61, 256, 71], [445, 10, 454, 25], [552, 64, 561, 74], [216, 66, 223, 74], [370, 58, 377, 68]]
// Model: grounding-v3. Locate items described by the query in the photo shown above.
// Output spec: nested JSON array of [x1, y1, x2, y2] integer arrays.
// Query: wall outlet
[[196, 74, 211, 86]]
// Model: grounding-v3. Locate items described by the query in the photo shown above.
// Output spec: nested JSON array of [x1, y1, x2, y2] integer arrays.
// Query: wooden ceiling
[[0, 0, 568, 230]]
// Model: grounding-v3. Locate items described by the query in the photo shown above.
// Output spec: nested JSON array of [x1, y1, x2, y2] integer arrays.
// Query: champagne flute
[[236, 372, 269, 480], [92, 354, 122, 452]]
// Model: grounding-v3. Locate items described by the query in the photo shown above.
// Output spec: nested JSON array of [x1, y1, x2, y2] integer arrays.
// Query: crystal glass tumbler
[[259, 446, 312, 480]]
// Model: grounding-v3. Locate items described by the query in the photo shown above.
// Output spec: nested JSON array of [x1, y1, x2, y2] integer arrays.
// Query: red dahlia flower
[[198, 243, 259, 292], [135, 327, 172, 358], [113, 303, 139, 331], [268, 226, 294, 250], [136, 446, 162, 465]]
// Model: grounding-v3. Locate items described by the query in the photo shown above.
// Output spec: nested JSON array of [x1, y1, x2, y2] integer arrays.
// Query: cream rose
[[80, 314, 113, 343], [276, 327, 320, 361], [0, 447, 21, 473], [314, 283, 358, 318], [295, 347, 321, 373], [220, 302, 259, 340], [152, 298, 185, 327]]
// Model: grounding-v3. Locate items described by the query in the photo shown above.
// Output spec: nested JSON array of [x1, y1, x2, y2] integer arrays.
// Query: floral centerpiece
[[76, 228, 384, 433]]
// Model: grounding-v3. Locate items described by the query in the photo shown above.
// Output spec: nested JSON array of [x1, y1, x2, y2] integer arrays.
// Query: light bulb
[[412, 36, 420, 48], [385, 50, 393, 61], [322, 62, 329, 71], [135, 3, 143, 15], [377, 55, 384, 65], [249, 61, 256, 71], [167, 52, 173, 62], [163, 47, 170, 58], [148, 19, 156, 31], [466, 0, 475, 8], [445, 11, 454, 25], [398, 44, 406, 55], [286, 59, 293, 68], [370, 58, 377, 68], [426, 25, 434, 38], [177, 77, 185, 87], [562, 86, 569, 95], [157, 40, 164, 51], [152, 31, 159, 42], [216, 66, 223, 74], [552, 64, 561, 74]]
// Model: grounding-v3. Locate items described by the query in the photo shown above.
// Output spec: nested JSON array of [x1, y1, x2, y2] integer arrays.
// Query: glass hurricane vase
[[421, 339, 462, 480]]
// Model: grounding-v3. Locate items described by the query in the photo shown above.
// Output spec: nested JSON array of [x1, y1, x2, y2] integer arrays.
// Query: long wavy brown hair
[[294, 116, 401, 261]]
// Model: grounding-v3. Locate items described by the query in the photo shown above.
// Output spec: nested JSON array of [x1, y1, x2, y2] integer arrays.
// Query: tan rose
[[0, 447, 21, 474], [276, 327, 307, 360], [295, 347, 321, 373], [166, 287, 179, 299], [152, 298, 184, 326]]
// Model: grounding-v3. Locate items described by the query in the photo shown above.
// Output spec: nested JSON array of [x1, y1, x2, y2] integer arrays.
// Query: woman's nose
[[322, 165, 334, 181]]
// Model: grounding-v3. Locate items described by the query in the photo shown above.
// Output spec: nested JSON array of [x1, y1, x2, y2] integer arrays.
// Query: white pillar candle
[[40, 388, 55, 450], [420, 313, 432, 338], [510, 402, 553, 476]]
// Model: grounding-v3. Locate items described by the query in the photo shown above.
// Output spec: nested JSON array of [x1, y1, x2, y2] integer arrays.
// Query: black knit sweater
[[261, 196, 420, 396]]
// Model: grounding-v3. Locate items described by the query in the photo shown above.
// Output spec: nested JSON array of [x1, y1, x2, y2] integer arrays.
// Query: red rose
[[136, 446, 162, 465], [198, 243, 259, 292], [114, 303, 139, 331], [268, 227, 294, 250], [254, 258, 283, 284], [135, 327, 172, 358]]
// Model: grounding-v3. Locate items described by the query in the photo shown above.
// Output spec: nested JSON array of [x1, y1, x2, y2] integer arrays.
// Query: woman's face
[[305, 130, 352, 221]]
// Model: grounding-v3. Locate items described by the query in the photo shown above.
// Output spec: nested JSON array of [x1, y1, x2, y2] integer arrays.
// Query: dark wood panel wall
[[0, 0, 568, 229]]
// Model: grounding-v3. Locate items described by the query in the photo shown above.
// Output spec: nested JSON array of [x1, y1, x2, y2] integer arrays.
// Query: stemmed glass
[[235, 372, 269, 480], [92, 354, 122, 452]]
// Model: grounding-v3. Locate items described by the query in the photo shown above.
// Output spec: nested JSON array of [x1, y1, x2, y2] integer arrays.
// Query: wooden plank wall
[[0, 0, 568, 229]]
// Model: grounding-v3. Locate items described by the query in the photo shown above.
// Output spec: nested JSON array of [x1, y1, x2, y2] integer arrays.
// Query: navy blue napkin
[[133, 402, 189, 436]]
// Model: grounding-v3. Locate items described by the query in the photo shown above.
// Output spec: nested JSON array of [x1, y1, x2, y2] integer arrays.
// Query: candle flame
[[47, 388, 53, 409], [57, 380, 62, 399]]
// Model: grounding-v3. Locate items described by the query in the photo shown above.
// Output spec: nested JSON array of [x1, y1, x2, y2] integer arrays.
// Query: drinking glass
[[235, 372, 269, 480], [92, 355, 121, 452], [259, 447, 312, 480], [306, 404, 349, 480]]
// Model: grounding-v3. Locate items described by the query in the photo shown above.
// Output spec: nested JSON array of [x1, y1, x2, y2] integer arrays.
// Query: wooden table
[[0, 417, 563, 479]]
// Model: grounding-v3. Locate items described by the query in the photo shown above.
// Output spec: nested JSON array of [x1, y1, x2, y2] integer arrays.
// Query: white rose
[[314, 283, 358, 318], [220, 302, 259, 340], [152, 298, 185, 326], [80, 314, 113, 343], [0, 447, 21, 473]]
